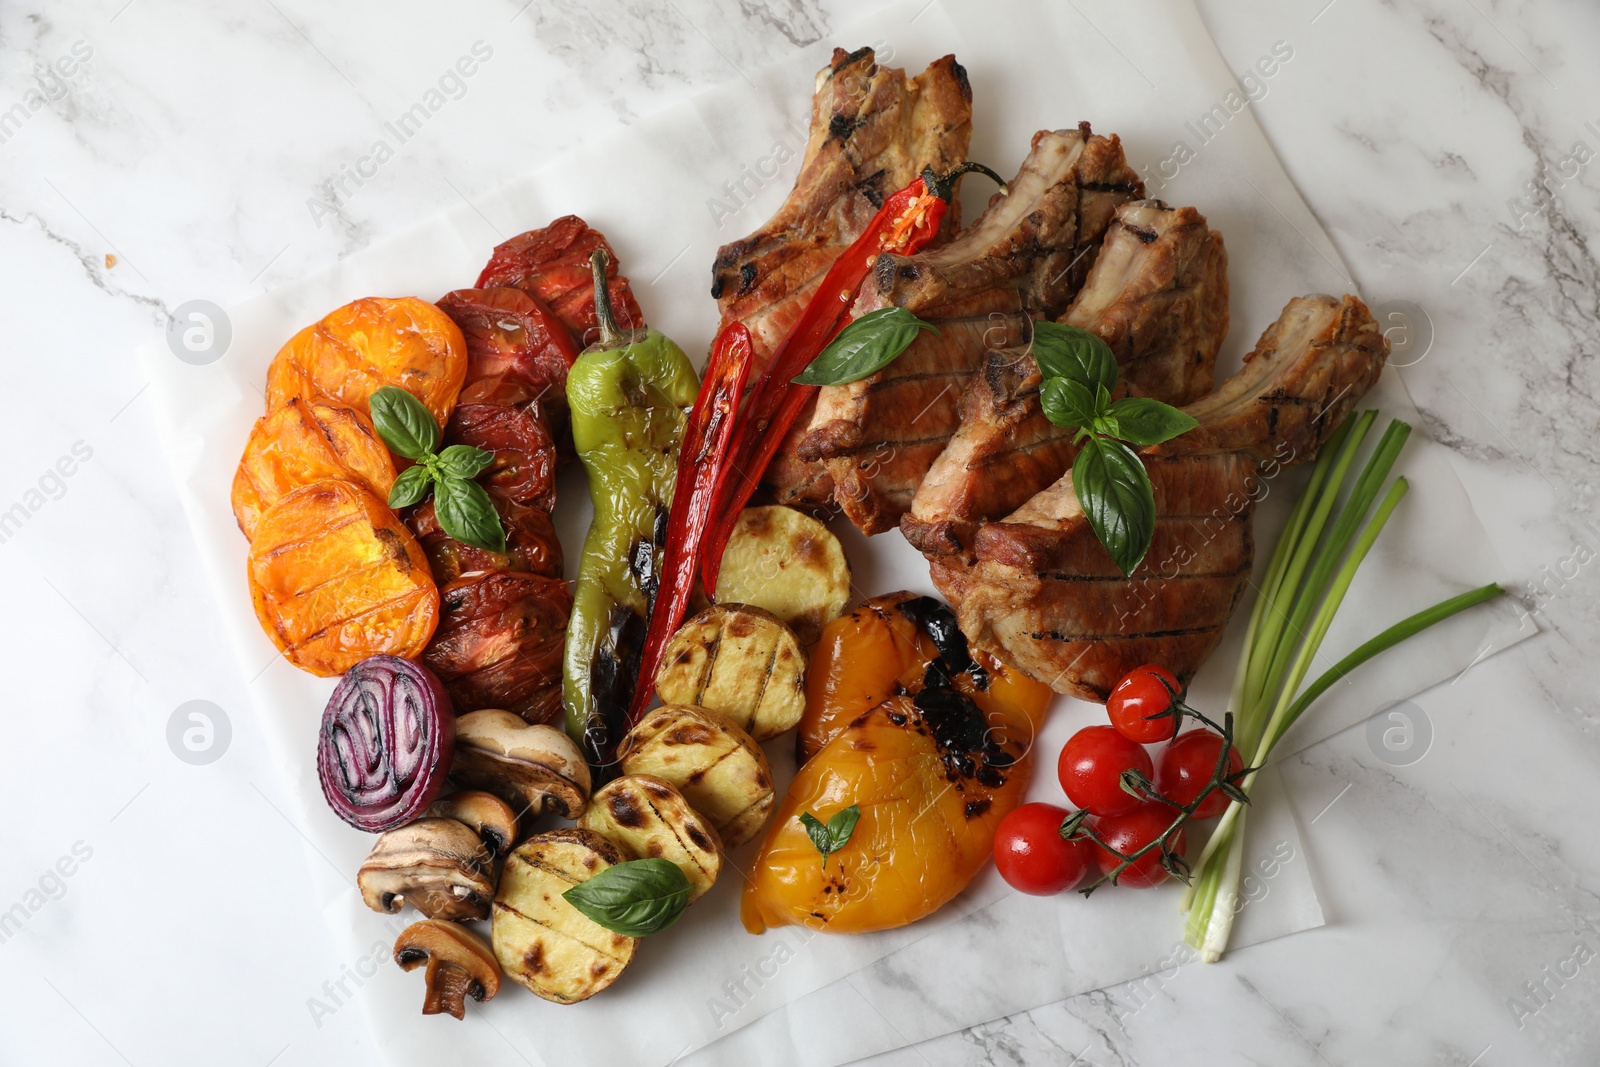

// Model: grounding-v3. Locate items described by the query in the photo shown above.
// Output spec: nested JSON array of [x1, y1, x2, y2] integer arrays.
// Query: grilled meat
[[799, 126, 1144, 534], [711, 47, 974, 508], [902, 199, 1228, 558], [935, 294, 1388, 700]]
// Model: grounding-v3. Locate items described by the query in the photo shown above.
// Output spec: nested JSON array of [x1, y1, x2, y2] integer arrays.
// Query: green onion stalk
[[1181, 412, 1503, 961]]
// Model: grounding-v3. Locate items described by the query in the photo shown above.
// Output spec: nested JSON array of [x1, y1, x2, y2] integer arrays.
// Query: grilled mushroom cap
[[427, 791, 519, 861], [450, 709, 590, 821], [357, 818, 495, 922], [393, 919, 500, 1020]]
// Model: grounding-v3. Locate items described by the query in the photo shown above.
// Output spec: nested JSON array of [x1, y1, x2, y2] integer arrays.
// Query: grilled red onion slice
[[318, 655, 455, 833]]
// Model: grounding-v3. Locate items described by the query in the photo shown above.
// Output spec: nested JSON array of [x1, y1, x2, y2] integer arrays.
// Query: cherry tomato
[[993, 803, 1092, 895], [1088, 803, 1186, 887], [1057, 726, 1155, 816], [1106, 664, 1183, 744], [1157, 729, 1244, 819]]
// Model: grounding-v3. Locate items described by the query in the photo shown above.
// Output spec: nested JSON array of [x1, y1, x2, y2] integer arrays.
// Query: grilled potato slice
[[579, 775, 722, 902], [492, 828, 637, 1005], [617, 706, 774, 848], [713, 506, 849, 645], [654, 605, 807, 742]]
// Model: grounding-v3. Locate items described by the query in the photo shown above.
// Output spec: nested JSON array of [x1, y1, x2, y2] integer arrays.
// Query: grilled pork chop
[[710, 47, 974, 508], [902, 199, 1228, 558], [935, 294, 1389, 700], [797, 126, 1144, 534]]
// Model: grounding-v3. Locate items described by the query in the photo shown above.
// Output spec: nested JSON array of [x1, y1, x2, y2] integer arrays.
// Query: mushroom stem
[[422, 958, 478, 1019]]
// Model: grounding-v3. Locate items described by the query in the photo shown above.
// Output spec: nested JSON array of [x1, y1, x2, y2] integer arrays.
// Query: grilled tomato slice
[[474, 216, 644, 347], [422, 570, 573, 725], [405, 497, 562, 583], [248, 479, 439, 676], [231, 398, 397, 539], [438, 287, 578, 449], [443, 402, 558, 513], [265, 296, 467, 426], [438, 287, 577, 391]]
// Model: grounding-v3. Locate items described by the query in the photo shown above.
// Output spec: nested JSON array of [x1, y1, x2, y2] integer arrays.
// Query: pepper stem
[[589, 248, 623, 347], [920, 160, 1010, 202]]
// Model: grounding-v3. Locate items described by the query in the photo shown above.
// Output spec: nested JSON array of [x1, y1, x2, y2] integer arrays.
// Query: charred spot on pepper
[[897, 596, 989, 689], [652, 502, 671, 550], [913, 683, 989, 755], [963, 798, 992, 820]]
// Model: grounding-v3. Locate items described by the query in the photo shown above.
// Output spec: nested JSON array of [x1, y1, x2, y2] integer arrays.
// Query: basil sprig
[[562, 858, 691, 937], [1033, 322, 1198, 576], [792, 307, 940, 386], [799, 803, 861, 869], [368, 386, 507, 553]]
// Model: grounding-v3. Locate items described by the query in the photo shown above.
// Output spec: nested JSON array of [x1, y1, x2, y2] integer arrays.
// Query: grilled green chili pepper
[[563, 248, 699, 775]]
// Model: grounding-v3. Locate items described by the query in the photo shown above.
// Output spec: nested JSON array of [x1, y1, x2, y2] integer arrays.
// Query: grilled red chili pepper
[[627, 321, 756, 725], [700, 162, 1003, 589]]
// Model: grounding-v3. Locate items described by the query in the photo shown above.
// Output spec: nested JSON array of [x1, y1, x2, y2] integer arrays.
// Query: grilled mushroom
[[393, 919, 500, 1020], [427, 791, 519, 862], [357, 818, 495, 922], [450, 709, 590, 821]]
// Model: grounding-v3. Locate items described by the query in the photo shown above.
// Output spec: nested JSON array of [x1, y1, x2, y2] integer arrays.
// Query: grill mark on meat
[[1029, 624, 1220, 641], [941, 294, 1388, 701], [1030, 562, 1254, 583], [829, 113, 864, 140], [904, 199, 1229, 560], [799, 126, 1144, 534]]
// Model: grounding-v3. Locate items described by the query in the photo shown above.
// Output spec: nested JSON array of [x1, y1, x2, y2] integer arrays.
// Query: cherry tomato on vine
[[1058, 726, 1154, 817], [1106, 663, 1183, 744], [1088, 803, 1187, 887], [1157, 729, 1244, 819], [993, 802, 1092, 895]]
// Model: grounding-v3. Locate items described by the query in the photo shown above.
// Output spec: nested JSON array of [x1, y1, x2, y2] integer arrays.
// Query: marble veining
[[2, 0, 1598, 1064]]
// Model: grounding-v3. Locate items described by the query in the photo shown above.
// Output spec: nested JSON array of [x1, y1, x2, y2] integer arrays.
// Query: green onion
[[1181, 414, 1503, 961]]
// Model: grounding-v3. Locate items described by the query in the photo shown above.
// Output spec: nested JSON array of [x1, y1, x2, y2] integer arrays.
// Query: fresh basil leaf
[[1031, 321, 1116, 393], [799, 803, 861, 868], [368, 386, 440, 460], [434, 475, 506, 553], [436, 443, 495, 480], [1040, 377, 1100, 430], [386, 463, 435, 509], [792, 307, 940, 386], [562, 858, 691, 937], [1104, 397, 1199, 446], [826, 804, 861, 847], [1073, 436, 1156, 576]]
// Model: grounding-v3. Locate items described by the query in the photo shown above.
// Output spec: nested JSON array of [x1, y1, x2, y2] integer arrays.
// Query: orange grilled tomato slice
[[265, 296, 467, 427], [247, 479, 439, 676], [231, 398, 397, 540]]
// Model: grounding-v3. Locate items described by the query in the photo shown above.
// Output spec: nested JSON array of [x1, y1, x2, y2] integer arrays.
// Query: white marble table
[[2, 1, 1597, 1065]]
